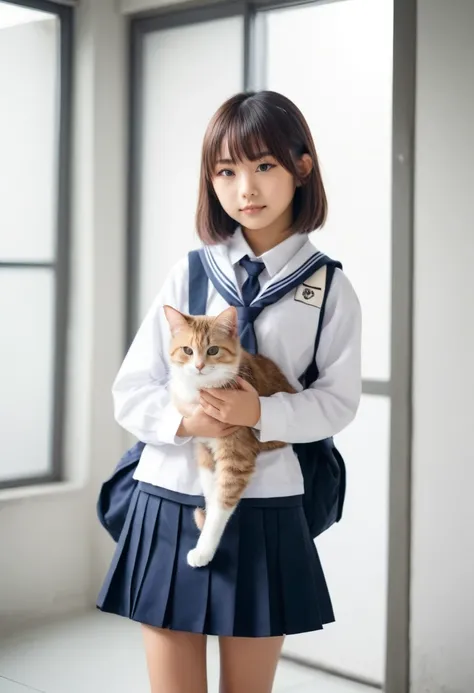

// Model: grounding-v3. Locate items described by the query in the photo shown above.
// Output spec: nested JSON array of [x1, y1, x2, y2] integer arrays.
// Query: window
[[260, 0, 393, 680], [129, 9, 244, 331], [0, 1, 72, 488], [264, 0, 393, 382]]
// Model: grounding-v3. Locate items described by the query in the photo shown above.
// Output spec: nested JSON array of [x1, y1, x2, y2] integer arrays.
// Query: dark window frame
[[0, 0, 74, 489]]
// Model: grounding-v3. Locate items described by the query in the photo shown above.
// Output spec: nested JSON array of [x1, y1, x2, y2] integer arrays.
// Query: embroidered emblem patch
[[294, 265, 326, 308], [295, 284, 322, 307]]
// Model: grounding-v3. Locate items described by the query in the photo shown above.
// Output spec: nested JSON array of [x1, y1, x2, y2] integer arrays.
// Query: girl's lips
[[240, 206, 266, 214]]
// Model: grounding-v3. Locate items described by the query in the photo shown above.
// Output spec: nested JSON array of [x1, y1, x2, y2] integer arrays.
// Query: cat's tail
[[259, 440, 288, 452]]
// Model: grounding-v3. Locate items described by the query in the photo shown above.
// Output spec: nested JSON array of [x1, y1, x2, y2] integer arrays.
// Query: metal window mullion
[[0, 472, 57, 491], [362, 379, 391, 397], [385, 0, 416, 691], [251, 0, 342, 11], [49, 3, 73, 483], [243, 2, 252, 91], [4, 0, 76, 16], [244, 5, 268, 91], [0, 262, 56, 269], [126, 18, 145, 349], [133, 1, 246, 34]]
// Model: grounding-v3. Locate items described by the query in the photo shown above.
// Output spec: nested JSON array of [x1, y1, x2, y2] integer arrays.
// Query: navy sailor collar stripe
[[200, 243, 339, 309]]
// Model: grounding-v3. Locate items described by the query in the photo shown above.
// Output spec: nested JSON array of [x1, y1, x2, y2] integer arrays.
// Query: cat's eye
[[207, 346, 219, 356], [182, 347, 193, 356]]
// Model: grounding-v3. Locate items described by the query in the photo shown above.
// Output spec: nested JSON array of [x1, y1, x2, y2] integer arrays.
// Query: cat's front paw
[[187, 546, 215, 568]]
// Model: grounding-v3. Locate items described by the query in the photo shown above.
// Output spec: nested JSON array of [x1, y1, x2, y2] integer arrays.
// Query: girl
[[97, 91, 362, 693]]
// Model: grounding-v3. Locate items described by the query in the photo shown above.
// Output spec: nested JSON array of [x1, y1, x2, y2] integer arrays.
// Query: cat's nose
[[196, 362, 205, 372]]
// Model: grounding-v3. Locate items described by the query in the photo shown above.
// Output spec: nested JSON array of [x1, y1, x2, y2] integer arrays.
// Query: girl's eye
[[257, 163, 274, 173], [217, 169, 234, 177], [183, 347, 193, 356], [207, 346, 219, 356]]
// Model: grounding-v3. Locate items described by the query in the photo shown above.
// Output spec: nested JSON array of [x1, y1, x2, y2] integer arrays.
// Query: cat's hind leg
[[187, 443, 215, 567], [187, 445, 255, 568]]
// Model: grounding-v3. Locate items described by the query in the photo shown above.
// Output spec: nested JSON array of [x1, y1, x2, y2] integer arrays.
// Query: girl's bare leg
[[218, 635, 284, 693], [142, 626, 207, 693]]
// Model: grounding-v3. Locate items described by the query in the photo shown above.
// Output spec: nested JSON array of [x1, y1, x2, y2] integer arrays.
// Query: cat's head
[[163, 305, 241, 387]]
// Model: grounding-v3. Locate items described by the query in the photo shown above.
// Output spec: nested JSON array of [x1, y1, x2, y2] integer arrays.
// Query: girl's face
[[212, 142, 306, 236]]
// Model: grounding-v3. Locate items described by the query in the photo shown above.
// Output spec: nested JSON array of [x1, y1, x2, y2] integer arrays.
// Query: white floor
[[0, 611, 374, 693]]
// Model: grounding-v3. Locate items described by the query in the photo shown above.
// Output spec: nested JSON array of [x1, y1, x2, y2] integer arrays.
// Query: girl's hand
[[177, 407, 240, 438], [200, 377, 261, 428]]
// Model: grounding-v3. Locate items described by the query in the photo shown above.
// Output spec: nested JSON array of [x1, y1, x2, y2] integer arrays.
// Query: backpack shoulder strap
[[300, 261, 340, 387], [188, 249, 208, 315]]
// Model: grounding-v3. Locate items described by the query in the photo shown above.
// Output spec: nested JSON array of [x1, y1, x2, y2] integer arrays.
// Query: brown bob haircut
[[196, 90, 328, 244]]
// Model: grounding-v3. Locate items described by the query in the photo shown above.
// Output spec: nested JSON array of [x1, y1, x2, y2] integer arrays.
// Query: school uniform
[[97, 227, 362, 637]]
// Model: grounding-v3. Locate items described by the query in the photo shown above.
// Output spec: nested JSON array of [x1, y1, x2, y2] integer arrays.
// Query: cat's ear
[[213, 306, 238, 338], [163, 305, 190, 335]]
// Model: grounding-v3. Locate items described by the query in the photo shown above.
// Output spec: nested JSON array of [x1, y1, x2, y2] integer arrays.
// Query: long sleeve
[[257, 270, 362, 444], [112, 257, 192, 446]]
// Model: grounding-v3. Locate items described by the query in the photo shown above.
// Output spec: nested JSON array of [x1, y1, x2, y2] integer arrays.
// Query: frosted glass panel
[[0, 269, 55, 481], [265, 0, 393, 380], [0, 7, 59, 262], [283, 394, 390, 682], [138, 17, 243, 322]]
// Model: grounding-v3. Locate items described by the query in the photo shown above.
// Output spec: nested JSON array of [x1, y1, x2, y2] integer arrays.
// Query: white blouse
[[112, 229, 362, 498]]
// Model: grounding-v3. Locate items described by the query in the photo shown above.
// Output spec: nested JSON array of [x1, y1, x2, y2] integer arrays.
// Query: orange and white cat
[[163, 305, 295, 568]]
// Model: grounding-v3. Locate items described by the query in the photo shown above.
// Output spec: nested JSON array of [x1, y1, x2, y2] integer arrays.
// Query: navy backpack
[[97, 250, 346, 542]]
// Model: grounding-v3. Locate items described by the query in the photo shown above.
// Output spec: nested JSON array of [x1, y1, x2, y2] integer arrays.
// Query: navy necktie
[[197, 246, 335, 357], [237, 255, 265, 354]]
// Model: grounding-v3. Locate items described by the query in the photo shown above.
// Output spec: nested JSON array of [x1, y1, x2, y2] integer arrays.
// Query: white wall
[[0, 0, 127, 633], [69, 0, 129, 599], [411, 1, 474, 691]]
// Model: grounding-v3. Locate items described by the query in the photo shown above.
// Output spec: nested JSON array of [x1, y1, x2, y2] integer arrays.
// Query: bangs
[[203, 98, 299, 180]]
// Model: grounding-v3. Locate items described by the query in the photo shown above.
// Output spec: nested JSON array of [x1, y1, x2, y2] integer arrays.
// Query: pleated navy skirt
[[97, 481, 334, 637]]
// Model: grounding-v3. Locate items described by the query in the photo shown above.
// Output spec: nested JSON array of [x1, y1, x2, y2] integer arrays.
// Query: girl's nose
[[240, 175, 258, 200]]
